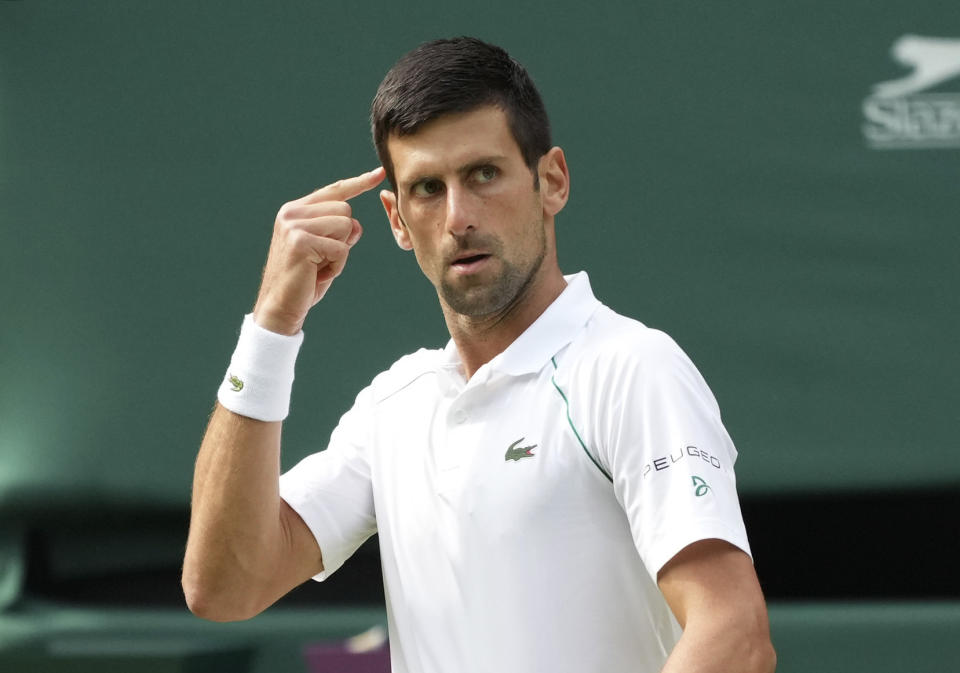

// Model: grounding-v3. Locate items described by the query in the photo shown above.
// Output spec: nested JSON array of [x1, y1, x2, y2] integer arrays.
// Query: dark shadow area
[[21, 511, 385, 609], [742, 486, 960, 600], [19, 486, 959, 608]]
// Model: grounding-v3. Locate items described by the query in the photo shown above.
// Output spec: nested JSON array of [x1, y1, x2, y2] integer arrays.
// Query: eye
[[412, 179, 443, 197], [474, 165, 498, 183]]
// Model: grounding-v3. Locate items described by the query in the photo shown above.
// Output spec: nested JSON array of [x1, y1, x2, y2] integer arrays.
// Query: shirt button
[[452, 408, 467, 424]]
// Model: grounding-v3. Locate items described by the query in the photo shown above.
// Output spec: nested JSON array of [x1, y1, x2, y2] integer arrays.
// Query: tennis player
[[183, 37, 776, 673]]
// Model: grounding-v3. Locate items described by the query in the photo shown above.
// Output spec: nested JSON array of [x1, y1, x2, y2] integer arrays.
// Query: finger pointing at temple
[[305, 166, 386, 204]]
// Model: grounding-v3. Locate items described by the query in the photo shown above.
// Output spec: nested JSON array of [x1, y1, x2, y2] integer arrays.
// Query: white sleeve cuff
[[217, 313, 305, 421]]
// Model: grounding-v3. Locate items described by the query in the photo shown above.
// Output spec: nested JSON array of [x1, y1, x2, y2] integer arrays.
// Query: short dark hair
[[371, 37, 552, 190]]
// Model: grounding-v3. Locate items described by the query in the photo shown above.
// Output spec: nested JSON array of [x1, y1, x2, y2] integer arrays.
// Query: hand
[[253, 167, 386, 335]]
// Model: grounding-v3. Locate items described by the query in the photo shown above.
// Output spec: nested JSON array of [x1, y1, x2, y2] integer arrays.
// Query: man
[[183, 37, 776, 673]]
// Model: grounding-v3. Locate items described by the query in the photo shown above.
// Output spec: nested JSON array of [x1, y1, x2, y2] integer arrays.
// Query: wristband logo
[[692, 476, 711, 497], [228, 374, 244, 392]]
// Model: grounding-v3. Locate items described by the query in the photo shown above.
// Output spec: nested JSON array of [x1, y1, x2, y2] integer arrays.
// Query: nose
[[444, 184, 476, 236]]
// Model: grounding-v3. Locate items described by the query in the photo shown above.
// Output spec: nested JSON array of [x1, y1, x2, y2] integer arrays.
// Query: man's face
[[382, 106, 552, 318]]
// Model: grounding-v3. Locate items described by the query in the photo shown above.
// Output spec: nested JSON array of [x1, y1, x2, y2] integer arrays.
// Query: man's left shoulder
[[574, 304, 688, 370]]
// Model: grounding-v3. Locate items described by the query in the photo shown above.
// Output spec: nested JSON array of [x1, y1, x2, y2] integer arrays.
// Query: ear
[[538, 147, 570, 217], [380, 189, 413, 251]]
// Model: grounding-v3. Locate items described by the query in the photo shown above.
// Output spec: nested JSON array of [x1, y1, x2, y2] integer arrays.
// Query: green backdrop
[[2, 0, 958, 519]]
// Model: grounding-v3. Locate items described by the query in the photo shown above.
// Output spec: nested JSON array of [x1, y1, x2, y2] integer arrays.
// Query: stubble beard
[[439, 220, 547, 319]]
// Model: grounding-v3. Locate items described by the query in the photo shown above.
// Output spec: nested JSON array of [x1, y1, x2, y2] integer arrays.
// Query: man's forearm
[[660, 619, 776, 673], [181, 169, 383, 621], [182, 403, 285, 620]]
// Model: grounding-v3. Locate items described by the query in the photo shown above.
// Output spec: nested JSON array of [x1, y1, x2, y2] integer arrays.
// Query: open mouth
[[450, 253, 492, 273], [454, 253, 490, 265]]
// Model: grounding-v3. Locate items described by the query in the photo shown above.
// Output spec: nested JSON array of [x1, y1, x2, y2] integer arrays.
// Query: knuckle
[[277, 219, 297, 238], [288, 228, 311, 248], [326, 239, 349, 258], [277, 201, 296, 219], [276, 209, 297, 232]]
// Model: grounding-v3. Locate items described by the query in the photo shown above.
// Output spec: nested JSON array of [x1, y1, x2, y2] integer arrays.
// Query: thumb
[[346, 219, 363, 246]]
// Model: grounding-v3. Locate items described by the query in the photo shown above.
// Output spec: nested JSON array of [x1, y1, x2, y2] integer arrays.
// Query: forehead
[[387, 106, 523, 181]]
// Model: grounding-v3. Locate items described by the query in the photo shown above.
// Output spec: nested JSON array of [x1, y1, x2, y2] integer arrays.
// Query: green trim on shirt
[[550, 356, 614, 483]]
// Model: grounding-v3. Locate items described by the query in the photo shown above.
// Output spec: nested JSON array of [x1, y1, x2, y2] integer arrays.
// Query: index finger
[[307, 166, 386, 203]]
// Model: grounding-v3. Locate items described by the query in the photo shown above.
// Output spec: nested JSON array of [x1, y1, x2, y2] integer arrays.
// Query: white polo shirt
[[279, 271, 751, 673]]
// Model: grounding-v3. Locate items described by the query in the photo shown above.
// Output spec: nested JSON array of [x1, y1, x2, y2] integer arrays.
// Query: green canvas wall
[[2, 0, 958, 516]]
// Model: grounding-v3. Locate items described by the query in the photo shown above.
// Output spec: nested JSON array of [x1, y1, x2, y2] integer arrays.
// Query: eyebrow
[[457, 155, 507, 175], [400, 155, 508, 191]]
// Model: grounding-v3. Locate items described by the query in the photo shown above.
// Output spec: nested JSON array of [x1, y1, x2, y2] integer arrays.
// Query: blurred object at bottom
[[304, 625, 389, 673]]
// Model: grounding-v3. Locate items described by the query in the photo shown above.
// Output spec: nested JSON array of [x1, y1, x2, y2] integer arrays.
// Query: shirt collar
[[440, 271, 602, 378]]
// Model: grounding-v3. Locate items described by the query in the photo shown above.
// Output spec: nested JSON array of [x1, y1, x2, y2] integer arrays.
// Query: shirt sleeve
[[279, 385, 377, 581], [588, 330, 752, 583]]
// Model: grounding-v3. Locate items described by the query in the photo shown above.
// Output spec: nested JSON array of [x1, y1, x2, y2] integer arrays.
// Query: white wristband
[[217, 314, 305, 421]]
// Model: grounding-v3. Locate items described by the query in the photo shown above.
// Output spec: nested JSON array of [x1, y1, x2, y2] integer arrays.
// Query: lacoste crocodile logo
[[505, 437, 537, 462], [228, 375, 244, 392]]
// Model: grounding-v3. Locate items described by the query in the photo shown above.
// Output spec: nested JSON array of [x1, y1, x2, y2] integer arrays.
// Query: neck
[[442, 266, 567, 380]]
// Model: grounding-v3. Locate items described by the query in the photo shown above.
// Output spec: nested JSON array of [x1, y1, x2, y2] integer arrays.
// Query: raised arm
[[181, 167, 385, 622]]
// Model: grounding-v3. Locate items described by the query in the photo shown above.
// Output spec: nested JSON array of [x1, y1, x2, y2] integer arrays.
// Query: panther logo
[[872, 35, 960, 99]]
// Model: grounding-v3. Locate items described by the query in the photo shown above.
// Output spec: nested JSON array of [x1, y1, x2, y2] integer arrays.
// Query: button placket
[[437, 384, 485, 490]]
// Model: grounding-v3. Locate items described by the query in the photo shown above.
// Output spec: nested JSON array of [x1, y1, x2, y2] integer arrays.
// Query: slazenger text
[[863, 94, 960, 148]]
